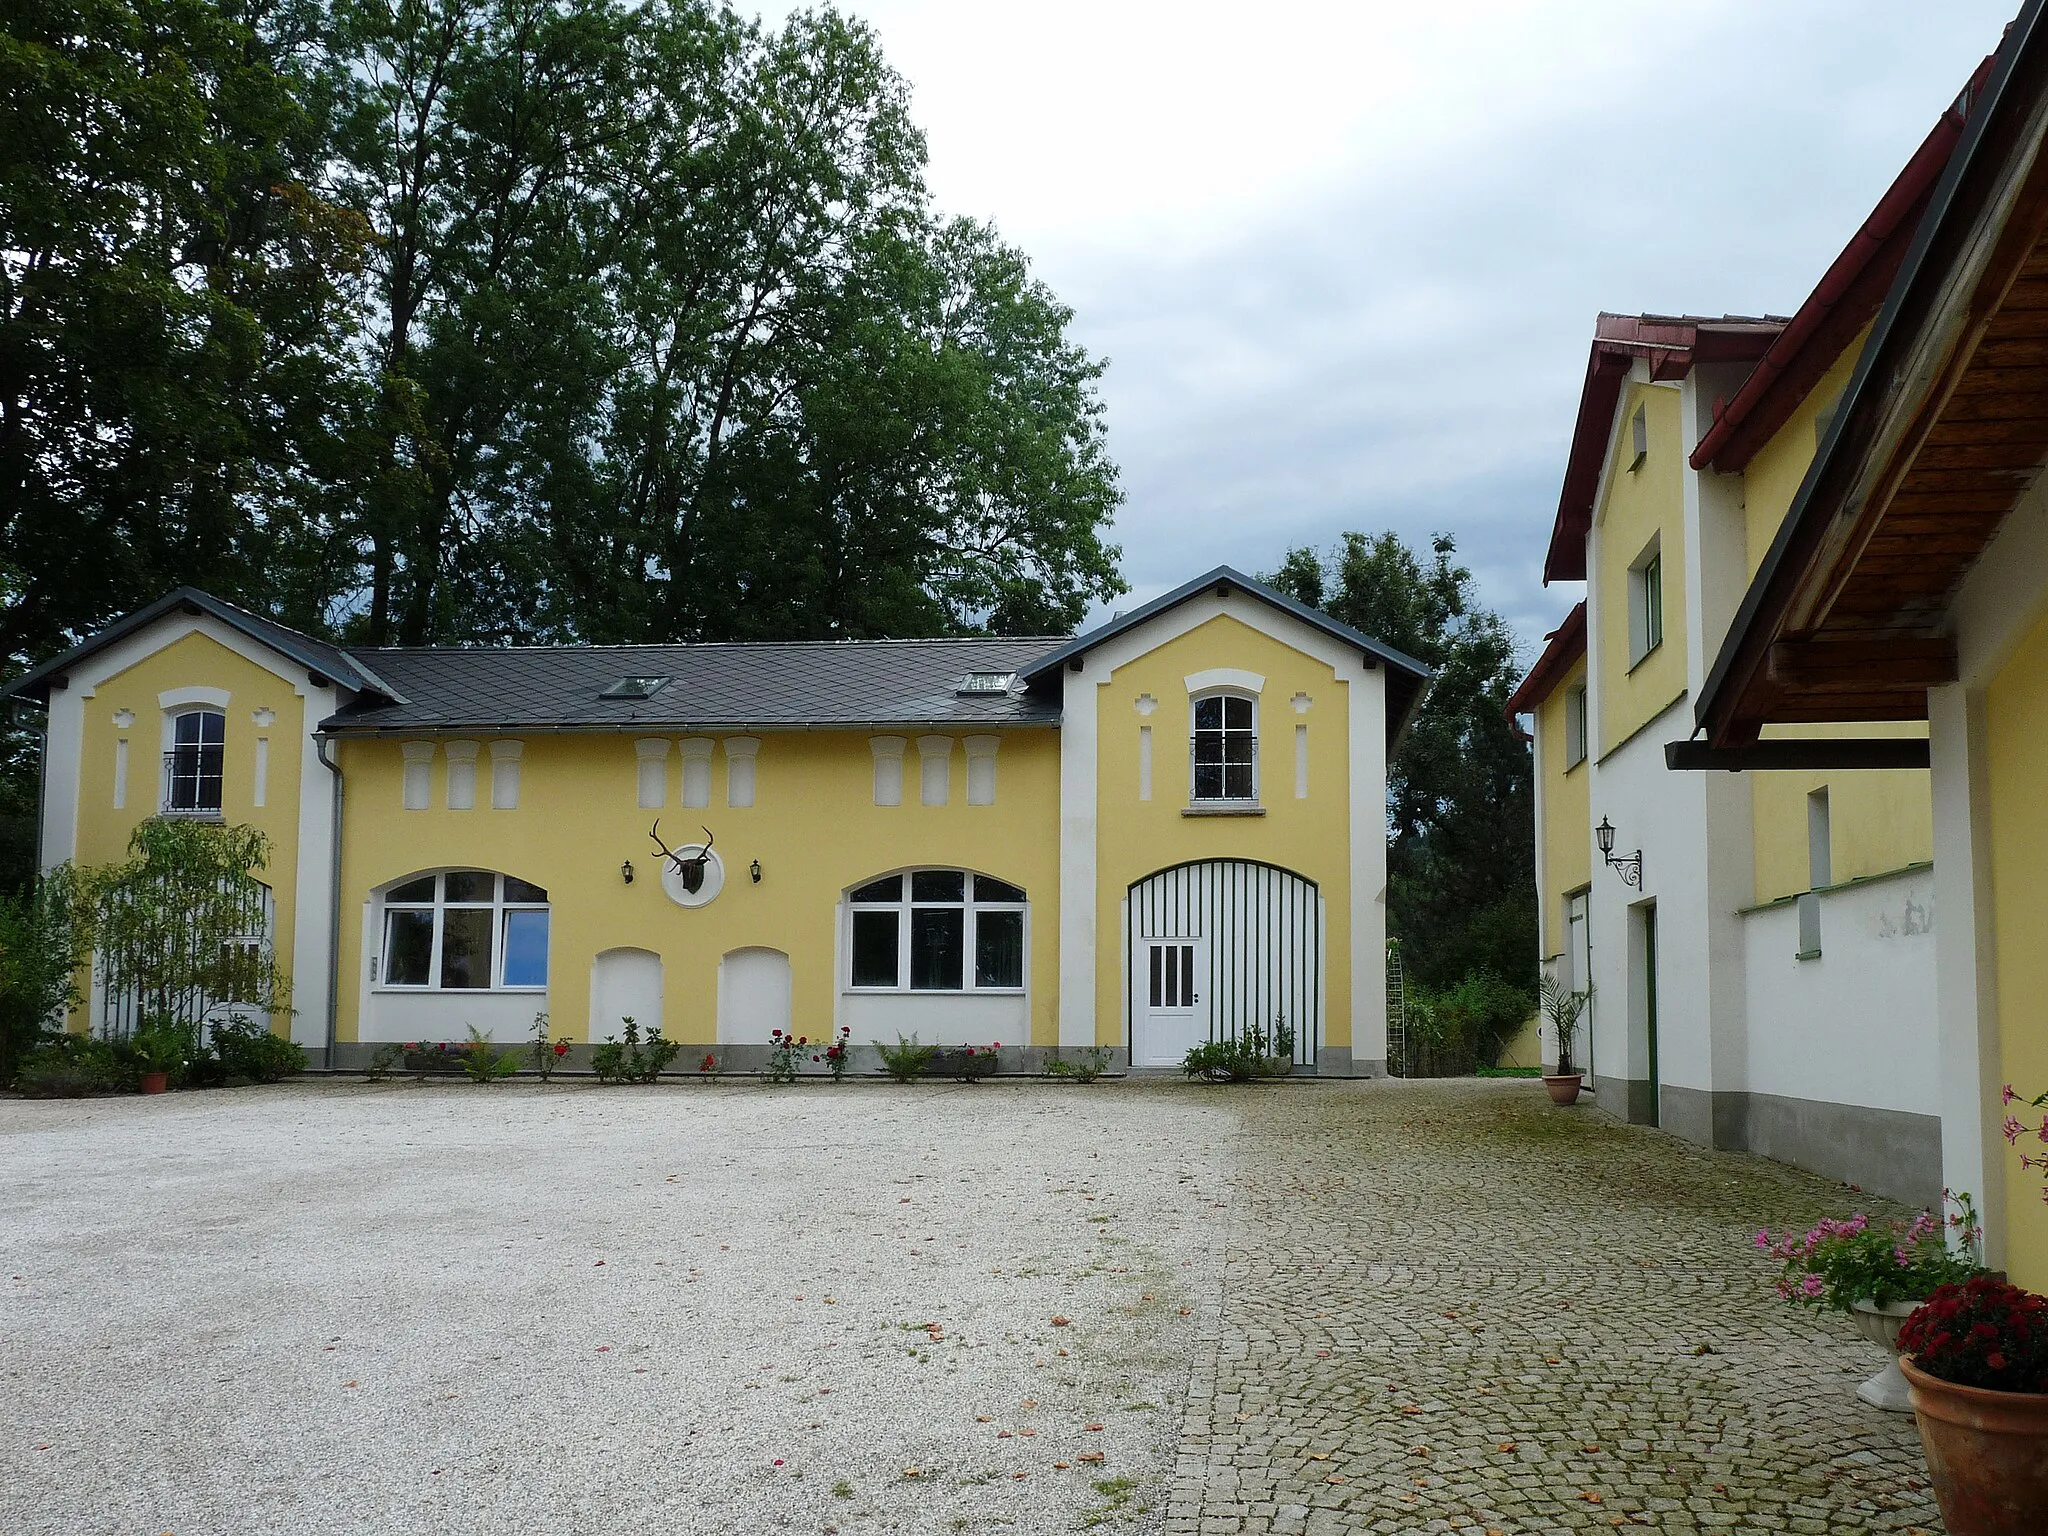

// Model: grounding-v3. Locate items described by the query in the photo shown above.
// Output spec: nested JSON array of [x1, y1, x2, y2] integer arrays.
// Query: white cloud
[[756, 0, 2021, 653]]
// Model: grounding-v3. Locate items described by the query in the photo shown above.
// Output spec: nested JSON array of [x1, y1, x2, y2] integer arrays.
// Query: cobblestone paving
[[1167, 1078, 1944, 1536]]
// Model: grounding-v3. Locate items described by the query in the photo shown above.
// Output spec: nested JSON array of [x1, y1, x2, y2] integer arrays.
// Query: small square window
[[956, 672, 1016, 695]]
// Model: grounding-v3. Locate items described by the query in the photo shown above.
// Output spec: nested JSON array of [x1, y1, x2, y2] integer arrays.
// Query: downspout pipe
[[315, 734, 344, 1070]]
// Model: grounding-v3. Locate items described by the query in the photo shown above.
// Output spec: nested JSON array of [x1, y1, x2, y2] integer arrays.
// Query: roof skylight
[[957, 671, 1018, 696], [599, 676, 671, 700]]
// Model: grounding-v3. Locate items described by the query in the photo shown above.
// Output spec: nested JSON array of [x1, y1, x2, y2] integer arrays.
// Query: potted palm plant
[[1896, 1276, 2048, 1534], [1538, 974, 1587, 1106]]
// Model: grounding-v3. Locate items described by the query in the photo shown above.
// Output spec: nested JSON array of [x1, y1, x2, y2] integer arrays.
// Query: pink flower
[[1800, 1275, 1824, 1298], [2004, 1116, 2024, 1145], [2004, 1084, 2018, 1105], [1754, 1230, 1771, 1250]]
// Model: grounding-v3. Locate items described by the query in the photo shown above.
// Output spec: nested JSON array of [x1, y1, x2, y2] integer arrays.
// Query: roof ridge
[[346, 635, 1066, 656]]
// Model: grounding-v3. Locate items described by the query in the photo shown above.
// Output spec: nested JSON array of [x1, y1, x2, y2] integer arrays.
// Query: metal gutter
[[314, 718, 1064, 738], [315, 735, 345, 1068]]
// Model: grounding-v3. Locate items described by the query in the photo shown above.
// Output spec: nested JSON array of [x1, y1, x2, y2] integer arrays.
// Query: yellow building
[[5, 570, 1428, 1077], [1508, 62, 1982, 1199], [1689, 14, 2048, 1287]]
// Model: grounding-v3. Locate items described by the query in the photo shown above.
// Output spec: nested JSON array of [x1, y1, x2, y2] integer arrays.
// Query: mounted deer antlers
[[649, 820, 716, 895]]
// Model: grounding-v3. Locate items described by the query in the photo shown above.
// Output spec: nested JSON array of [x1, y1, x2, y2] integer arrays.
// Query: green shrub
[[592, 1017, 677, 1083], [15, 1033, 120, 1096], [1181, 1019, 1295, 1083], [874, 1034, 939, 1082], [1401, 970, 1533, 1077], [1045, 1046, 1112, 1083], [208, 1016, 305, 1083], [0, 870, 91, 1088], [131, 1018, 194, 1077], [460, 1026, 522, 1082]]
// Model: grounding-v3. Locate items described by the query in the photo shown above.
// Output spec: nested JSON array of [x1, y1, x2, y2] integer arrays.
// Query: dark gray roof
[[0, 588, 398, 704], [1024, 566, 1434, 753], [321, 637, 1065, 733]]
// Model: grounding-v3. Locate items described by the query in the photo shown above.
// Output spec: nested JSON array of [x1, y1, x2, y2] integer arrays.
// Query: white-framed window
[[1628, 539, 1663, 667], [377, 870, 550, 990], [164, 708, 226, 814], [846, 870, 1026, 992], [1564, 683, 1588, 769], [1191, 693, 1257, 802]]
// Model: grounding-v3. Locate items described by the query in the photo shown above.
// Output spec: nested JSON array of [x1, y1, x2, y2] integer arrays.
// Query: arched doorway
[[718, 947, 792, 1043], [1126, 860, 1322, 1068], [590, 947, 663, 1040]]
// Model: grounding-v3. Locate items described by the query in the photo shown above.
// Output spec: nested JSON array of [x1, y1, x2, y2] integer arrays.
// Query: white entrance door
[[591, 948, 663, 1039], [718, 947, 793, 1043], [1134, 938, 1206, 1067]]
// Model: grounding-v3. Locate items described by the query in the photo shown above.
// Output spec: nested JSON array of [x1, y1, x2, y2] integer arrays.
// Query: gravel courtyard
[[1, 1078, 1941, 1535]]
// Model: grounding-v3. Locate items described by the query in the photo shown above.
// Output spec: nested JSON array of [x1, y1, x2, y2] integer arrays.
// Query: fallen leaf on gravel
[[1179, 1308, 1192, 1317], [1546, 1357, 1562, 1365], [1325, 1475, 1345, 1484], [1497, 1443, 1516, 1452], [593, 1260, 605, 1266], [1078, 1451, 1105, 1463], [1583, 1491, 1603, 1503], [1316, 1349, 1331, 1359], [596, 1346, 611, 1353], [1021, 1399, 1037, 1407], [343, 1381, 358, 1388], [1583, 1444, 1601, 1453], [902, 1467, 920, 1478], [1307, 1453, 1329, 1462], [1084, 1423, 1104, 1431], [1050, 1315, 1070, 1327], [976, 1415, 993, 1423], [1442, 1311, 1458, 1319], [1401, 1405, 1421, 1415], [1057, 1348, 1069, 1357], [1012, 1472, 1028, 1480], [1019, 1429, 1036, 1438], [1408, 1446, 1428, 1457], [998, 1431, 1014, 1439], [1052, 1461, 1070, 1470]]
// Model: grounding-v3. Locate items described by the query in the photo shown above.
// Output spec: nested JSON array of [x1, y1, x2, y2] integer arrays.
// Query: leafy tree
[[0, 865, 93, 1085], [0, 0, 372, 674], [1267, 532, 1535, 997], [93, 818, 291, 1031]]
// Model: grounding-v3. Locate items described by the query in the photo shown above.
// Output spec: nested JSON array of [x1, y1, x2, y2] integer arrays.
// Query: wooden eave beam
[[1765, 635, 1958, 692]]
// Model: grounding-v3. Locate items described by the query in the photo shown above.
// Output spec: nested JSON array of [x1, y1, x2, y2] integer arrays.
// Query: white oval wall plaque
[[660, 845, 725, 908]]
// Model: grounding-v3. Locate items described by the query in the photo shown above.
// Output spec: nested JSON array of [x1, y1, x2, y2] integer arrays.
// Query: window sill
[[1182, 802, 1265, 817], [1794, 948, 1821, 962], [159, 808, 225, 822], [844, 987, 1027, 996], [1626, 641, 1662, 675], [372, 985, 549, 995]]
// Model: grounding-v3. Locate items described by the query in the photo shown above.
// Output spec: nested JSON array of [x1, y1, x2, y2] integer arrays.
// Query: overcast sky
[[757, 1, 2019, 655]]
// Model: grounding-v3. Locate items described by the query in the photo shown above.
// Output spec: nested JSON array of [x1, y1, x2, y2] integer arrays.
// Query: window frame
[[1189, 690, 1259, 804], [843, 869, 1029, 995], [1627, 538, 1664, 668], [164, 707, 227, 816], [375, 871, 551, 993], [1563, 683, 1588, 770]]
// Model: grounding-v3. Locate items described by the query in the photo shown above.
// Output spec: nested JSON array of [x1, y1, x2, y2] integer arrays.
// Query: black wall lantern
[[749, 858, 762, 884], [1595, 816, 1642, 889], [621, 859, 634, 884]]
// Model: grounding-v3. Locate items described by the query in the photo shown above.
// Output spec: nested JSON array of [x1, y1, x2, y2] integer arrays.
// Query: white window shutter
[[917, 736, 953, 807], [680, 737, 715, 808], [489, 740, 523, 809], [870, 736, 907, 806], [963, 735, 999, 806], [724, 736, 761, 807], [444, 740, 479, 810], [635, 738, 670, 810]]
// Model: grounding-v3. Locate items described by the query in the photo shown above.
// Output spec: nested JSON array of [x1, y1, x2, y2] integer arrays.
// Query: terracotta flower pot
[[1542, 1072, 1583, 1106], [140, 1071, 169, 1095], [1899, 1354, 2048, 1535]]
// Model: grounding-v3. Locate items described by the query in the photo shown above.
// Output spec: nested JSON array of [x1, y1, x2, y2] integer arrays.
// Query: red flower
[[553, 1041, 569, 1056]]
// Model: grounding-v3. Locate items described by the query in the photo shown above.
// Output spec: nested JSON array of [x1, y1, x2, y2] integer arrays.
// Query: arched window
[[846, 870, 1026, 992], [378, 871, 549, 990], [1191, 693, 1257, 802], [165, 708, 226, 814]]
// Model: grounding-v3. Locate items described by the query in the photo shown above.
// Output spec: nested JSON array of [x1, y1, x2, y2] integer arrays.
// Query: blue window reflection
[[502, 909, 550, 987]]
